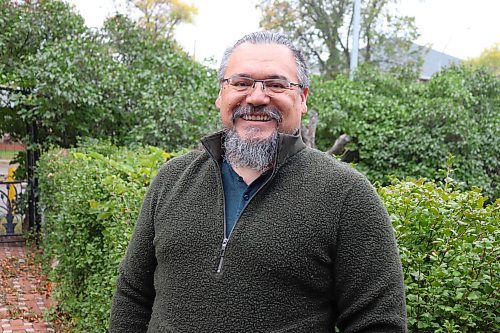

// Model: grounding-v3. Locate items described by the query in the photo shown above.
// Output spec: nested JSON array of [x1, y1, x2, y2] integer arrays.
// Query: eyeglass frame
[[220, 75, 305, 95]]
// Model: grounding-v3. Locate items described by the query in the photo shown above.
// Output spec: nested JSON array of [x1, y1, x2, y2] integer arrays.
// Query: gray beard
[[223, 127, 278, 172]]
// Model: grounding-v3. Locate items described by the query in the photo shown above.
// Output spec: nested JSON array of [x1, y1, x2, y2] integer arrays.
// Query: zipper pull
[[217, 238, 229, 273]]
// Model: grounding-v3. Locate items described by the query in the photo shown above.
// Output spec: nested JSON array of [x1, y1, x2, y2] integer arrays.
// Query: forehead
[[225, 43, 298, 80]]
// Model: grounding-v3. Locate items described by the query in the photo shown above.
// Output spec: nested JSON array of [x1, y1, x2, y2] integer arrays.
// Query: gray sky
[[68, 0, 499, 64]]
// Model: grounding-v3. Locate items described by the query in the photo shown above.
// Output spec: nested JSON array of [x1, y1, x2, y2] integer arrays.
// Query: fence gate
[[1, 155, 29, 242], [0, 179, 27, 240]]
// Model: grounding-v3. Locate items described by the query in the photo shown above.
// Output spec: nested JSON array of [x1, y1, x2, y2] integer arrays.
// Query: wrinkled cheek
[[221, 100, 242, 126], [219, 108, 235, 128]]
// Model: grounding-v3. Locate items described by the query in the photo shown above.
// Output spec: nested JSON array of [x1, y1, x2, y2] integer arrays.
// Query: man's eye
[[231, 79, 252, 87], [266, 80, 288, 89]]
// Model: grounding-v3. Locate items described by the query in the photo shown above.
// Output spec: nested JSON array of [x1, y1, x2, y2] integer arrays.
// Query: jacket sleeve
[[333, 174, 407, 333], [109, 177, 159, 332]]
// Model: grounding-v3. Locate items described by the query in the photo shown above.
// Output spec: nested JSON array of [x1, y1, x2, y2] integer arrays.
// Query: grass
[[0, 150, 18, 160]]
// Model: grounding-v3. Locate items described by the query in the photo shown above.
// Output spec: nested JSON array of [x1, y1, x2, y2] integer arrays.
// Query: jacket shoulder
[[298, 148, 369, 186], [149, 150, 210, 190]]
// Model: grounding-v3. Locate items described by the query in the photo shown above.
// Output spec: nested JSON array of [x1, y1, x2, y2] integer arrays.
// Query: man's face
[[216, 43, 308, 141]]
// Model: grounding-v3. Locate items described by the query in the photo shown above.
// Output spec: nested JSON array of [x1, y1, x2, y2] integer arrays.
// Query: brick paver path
[[0, 241, 54, 332]]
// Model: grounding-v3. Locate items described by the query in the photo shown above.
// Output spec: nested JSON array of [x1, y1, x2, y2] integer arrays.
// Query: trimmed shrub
[[380, 178, 499, 332], [37, 143, 172, 332]]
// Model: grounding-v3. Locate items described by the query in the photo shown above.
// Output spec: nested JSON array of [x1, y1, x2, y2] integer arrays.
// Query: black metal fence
[[0, 126, 39, 240], [1, 86, 40, 241]]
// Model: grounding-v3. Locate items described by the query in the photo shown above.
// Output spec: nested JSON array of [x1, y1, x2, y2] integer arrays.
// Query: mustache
[[232, 105, 283, 123]]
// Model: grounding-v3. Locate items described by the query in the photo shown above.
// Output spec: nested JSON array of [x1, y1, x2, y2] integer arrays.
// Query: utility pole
[[350, 0, 361, 80]]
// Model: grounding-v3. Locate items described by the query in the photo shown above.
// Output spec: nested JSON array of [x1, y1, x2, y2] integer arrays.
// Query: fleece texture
[[109, 131, 407, 333]]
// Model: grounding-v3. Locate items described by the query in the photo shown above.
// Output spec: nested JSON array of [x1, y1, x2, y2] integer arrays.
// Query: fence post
[[27, 119, 40, 234]]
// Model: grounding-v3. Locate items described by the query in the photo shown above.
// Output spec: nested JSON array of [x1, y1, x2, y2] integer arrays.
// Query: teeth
[[242, 114, 271, 121]]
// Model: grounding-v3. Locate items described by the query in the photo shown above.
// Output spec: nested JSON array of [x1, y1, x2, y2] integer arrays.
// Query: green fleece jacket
[[109, 131, 407, 332]]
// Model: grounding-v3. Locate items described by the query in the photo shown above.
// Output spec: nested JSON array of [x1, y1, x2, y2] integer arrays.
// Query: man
[[109, 31, 407, 332]]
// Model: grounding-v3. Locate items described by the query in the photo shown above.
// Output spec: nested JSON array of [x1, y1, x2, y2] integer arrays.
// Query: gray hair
[[217, 31, 310, 89]]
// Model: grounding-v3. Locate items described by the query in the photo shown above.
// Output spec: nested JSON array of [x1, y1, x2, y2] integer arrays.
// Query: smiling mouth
[[241, 114, 273, 121]]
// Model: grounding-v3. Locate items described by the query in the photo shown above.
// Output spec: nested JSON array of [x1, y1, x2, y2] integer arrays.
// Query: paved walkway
[[0, 241, 54, 332]]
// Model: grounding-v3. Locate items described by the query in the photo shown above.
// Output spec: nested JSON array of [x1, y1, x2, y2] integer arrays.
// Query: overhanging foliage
[[0, 0, 218, 151]]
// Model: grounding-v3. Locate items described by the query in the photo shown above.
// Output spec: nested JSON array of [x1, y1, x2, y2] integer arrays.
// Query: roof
[[367, 41, 462, 80], [417, 45, 462, 80]]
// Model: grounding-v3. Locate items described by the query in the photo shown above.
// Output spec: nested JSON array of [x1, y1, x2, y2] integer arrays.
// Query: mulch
[[0, 240, 55, 333]]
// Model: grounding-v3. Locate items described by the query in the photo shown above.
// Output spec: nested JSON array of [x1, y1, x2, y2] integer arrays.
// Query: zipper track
[[214, 158, 228, 273], [214, 141, 281, 274]]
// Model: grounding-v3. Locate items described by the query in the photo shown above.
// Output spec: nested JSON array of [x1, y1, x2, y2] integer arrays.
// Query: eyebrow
[[232, 73, 290, 81]]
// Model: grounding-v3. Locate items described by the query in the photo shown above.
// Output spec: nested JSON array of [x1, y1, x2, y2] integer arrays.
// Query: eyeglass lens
[[228, 76, 290, 94]]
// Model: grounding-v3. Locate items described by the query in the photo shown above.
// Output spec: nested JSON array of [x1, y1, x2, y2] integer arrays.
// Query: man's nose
[[245, 82, 270, 105]]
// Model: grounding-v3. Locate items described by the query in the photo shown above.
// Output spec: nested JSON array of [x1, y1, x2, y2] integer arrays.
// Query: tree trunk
[[301, 110, 352, 158], [301, 110, 318, 149]]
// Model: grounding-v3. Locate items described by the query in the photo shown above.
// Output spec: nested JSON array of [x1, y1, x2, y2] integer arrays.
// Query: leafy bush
[[1, 2, 219, 151], [380, 177, 499, 332], [101, 15, 220, 149], [310, 65, 500, 199], [37, 143, 172, 332]]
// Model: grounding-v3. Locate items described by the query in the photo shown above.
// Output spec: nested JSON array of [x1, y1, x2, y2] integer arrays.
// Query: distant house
[[416, 45, 462, 80], [369, 42, 462, 81]]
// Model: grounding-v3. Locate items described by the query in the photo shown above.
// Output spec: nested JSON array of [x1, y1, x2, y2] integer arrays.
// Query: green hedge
[[379, 178, 499, 332], [310, 65, 500, 199], [38, 144, 499, 332], [37, 143, 172, 332]]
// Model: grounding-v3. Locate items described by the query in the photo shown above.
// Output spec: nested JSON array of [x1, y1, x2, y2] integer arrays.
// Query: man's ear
[[301, 87, 309, 114]]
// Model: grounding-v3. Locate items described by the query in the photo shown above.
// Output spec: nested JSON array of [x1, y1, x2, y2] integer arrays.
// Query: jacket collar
[[201, 130, 306, 169]]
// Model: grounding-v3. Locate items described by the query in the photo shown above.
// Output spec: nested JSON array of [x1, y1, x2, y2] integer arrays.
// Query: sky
[[68, 0, 499, 65]]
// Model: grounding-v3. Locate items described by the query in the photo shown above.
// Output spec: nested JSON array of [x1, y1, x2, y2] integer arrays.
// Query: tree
[[101, 14, 219, 149], [128, 0, 198, 41], [0, 0, 88, 145], [465, 42, 500, 77], [258, 0, 420, 77], [1, 0, 218, 153]]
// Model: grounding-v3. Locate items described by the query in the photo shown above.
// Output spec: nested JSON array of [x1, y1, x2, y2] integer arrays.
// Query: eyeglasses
[[221, 75, 304, 95]]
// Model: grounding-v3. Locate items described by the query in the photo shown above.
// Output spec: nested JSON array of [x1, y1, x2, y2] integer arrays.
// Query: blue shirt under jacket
[[220, 160, 271, 238]]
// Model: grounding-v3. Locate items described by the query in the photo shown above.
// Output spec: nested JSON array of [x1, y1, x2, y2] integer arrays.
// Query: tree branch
[[327, 133, 351, 155], [299, 34, 325, 69]]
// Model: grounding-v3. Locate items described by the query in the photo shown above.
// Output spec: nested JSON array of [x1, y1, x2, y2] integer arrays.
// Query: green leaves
[[310, 64, 499, 199], [379, 179, 499, 332], [37, 142, 172, 332], [1, 2, 218, 152]]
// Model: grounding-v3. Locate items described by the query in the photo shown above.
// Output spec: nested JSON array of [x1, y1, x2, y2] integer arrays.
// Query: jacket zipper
[[216, 175, 273, 274], [215, 158, 229, 274], [215, 144, 280, 274], [216, 238, 229, 273]]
